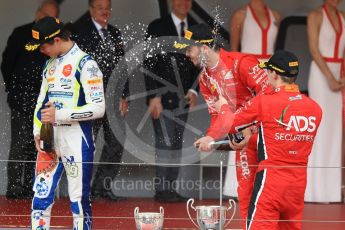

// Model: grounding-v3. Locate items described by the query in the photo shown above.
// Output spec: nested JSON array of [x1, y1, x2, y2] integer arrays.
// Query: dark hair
[[269, 69, 297, 84], [280, 75, 297, 84], [59, 23, 72, 40], [206, 35, 224, 51], [45, 23, 71, 44], [210, 41, 222, 51]]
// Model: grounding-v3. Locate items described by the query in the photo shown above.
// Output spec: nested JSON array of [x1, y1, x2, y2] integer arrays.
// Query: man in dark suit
[[72, 0, 129, 200], [1, 0, 59, 199], [144, 0, 200, 202]]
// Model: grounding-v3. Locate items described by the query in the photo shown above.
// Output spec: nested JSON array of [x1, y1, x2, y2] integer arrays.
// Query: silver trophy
[[134, 206, 164, 230], [187, 198, 236, 230]]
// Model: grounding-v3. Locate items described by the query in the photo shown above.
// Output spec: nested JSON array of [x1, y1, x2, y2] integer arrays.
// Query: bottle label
[[40, 140, 44, 150], [40, 140, 53, 152], [231, 132, 244, 143]]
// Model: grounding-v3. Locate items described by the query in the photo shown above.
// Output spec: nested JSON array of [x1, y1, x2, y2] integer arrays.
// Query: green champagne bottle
[[40, 112, 54, 152]]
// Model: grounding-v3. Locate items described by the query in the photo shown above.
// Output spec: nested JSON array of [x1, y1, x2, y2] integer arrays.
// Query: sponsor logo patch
[[48, 65, 56, 76], [36, 178, 49, 197], [71, 112, 93, 119], [87, 79, 102, 84], [185, 30, 192, 40], [89, 92, 103, 97], [48, 91, 73, 98], [64, 156, 78, 178], [276, 113, 317, 133], [87, 65, 99, 78], [289, 94, 303, 101], [32, 30, 39, 40], [60, 78, 72, 89], [62, 64, 72, 77], [90, 86, 103, 91], [47, 77, 55, 83], [53, 101, 63, 110], [32, 211, 43, 221]]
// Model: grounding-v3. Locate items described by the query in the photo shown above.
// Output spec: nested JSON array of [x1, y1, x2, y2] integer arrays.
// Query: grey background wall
[[0, 0, 344, 196]]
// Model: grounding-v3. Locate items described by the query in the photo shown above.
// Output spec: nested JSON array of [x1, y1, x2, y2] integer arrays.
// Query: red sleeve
[[199, 76, 222, 136], [199, 77, 218, 116], [206, 114, 219, 137], [208, 96, 261, 139], [239, 55, 270, 95]]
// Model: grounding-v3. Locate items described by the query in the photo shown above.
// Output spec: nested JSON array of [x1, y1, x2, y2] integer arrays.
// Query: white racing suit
[[31, 43, 105, 230]]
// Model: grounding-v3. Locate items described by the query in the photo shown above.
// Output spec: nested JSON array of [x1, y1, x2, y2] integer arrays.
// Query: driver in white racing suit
[[29, 17, 105, 230]]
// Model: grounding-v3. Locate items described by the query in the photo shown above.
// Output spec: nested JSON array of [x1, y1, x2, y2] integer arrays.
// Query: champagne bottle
[[229, 132, 245, 143], [195, 139, 233, 151], [210, 140, 233, 151], [208, 132, 244, 151], [40, 107, 54, 152]]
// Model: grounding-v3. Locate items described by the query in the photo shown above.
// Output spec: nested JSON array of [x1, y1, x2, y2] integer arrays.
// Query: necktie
[[100, 28, 109, 42], [180, 21, 185, 38]]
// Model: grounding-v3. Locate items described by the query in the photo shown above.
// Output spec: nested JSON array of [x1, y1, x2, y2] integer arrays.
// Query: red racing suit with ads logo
[[199, 49, 269, 222], [31, 43, 105, 230], [213, 85, 322, 230]]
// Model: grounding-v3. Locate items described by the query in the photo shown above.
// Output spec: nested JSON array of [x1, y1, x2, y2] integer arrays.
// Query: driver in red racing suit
[[181, 24, 269, 225], [210, 50, 322, 230], [198, 49, 268, 223]]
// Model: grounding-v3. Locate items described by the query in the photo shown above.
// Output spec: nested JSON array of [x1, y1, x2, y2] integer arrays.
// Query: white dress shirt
[[91, 18, 108, 40], [171, 12, 188, 38]]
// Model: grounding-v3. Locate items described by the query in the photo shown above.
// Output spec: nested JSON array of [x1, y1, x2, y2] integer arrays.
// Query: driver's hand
[[194, 136, 215, 152]]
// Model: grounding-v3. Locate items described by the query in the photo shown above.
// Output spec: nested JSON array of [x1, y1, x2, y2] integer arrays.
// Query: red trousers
[[235, 146, 258, 228], [246, 168, 306, 230]]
